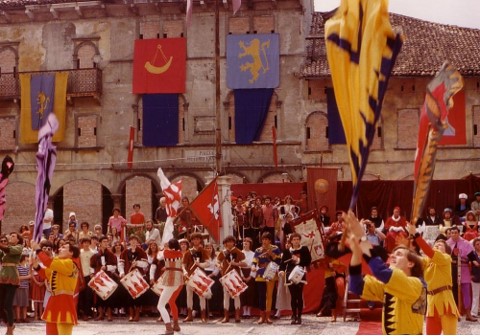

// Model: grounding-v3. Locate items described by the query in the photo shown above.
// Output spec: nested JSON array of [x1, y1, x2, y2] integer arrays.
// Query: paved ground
[[6, 314, 480, 335]]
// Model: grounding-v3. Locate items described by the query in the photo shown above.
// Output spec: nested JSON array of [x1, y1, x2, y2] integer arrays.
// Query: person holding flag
[[157, 168, 182, 247], [406, 222, 459, 334], [324, 0, 403, 216], [31, 240, 80, 335]]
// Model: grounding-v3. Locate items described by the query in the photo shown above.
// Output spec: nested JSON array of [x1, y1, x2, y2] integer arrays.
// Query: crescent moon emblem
[[144, 56, 173, 74]]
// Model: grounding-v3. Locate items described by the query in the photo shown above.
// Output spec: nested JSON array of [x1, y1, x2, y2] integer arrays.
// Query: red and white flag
[[190, 178, 222, 242], [157, 168, 182, 245]]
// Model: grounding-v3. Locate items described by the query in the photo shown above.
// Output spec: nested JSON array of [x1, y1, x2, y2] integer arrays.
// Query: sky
[[314, 0, 480, 29]]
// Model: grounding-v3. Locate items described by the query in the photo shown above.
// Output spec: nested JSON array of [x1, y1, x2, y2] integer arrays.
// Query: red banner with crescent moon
[[133, 38, 186, 94]]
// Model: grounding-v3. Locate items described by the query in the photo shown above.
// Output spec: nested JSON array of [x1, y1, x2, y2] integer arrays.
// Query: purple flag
[[34, 113, 58, 243]]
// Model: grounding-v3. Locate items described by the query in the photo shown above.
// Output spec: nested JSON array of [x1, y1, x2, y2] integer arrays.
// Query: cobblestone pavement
[[6, 314, 480, 335]]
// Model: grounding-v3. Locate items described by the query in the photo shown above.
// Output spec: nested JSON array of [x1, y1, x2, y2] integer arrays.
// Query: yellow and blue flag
[[226, 34, 279, 89], [325, 0, 403, 210], [20, 72, 68, 144]]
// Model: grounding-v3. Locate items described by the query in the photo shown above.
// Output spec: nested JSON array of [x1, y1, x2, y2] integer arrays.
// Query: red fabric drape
[[337, 175, 480, 219], [231, 183, 305, 200]]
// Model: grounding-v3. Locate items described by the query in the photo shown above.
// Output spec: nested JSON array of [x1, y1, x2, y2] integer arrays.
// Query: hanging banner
[[227, 34, 279, 89], [133, 38, 186, 94]]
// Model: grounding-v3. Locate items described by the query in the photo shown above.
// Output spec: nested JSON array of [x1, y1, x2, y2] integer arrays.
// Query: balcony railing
[[0, 68, 102, 101]]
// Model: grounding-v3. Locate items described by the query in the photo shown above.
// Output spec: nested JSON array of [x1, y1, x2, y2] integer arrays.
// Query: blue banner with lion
[[227, 34, 279, 89]]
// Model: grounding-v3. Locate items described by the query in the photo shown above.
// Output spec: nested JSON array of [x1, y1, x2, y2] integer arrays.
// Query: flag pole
[[214, 0, 222, 176]]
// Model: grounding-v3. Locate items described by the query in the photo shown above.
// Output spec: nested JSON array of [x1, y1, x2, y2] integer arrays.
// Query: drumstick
[[224, 260, 234, 275], [190, 257, 200, 271]]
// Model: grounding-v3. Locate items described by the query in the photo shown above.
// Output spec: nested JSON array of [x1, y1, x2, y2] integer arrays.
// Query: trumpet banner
[[325, 0, 403, 210]]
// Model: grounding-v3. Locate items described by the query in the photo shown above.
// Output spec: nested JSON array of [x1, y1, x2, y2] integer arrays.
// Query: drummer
[[90, 235, 123, 322], [118, 234, 149, 322], [252, 232, 281, 324], [217, 235, 247, 323], [182, 232, 211, 323], [279, 233, 311, 325]]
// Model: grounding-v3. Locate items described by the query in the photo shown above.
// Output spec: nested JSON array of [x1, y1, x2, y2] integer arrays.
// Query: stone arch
[[117, 174, 162, 222], [225, 172, 247, 184], [0, 45, 19, 72], [258, 171, 295, 183], [73, 39, 101, 69], [305, 111, 329, 152], [49, 180, 114, 233], [169, 172, 204, 202]]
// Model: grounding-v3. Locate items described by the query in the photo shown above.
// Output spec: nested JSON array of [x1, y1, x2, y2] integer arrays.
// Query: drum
[[288, 265, 306, 284], [88, 270, 118, 301], [219, 270, 248, 298], [263, 262, 279, 281], [187, 268, 214, 299], [120, 269, 150, 299], [151, 279, 164, 296]]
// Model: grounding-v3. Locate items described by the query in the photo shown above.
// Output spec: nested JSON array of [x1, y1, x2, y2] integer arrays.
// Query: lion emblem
[[36, 91, 50, 118], [238, 38, 271, 84]]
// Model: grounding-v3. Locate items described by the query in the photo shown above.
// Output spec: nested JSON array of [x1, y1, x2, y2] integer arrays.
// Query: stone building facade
[[299, 12, 480, 182], [0, 0, 313, 232], [0, 1, 478, 234]]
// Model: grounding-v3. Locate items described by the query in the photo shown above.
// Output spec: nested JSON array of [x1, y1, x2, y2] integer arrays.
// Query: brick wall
[[77, 115, 97, 148], [2, 182, 35, 234], [163, 20, 184, 38], [397, 108, 419, 148], [0, 117, 16, 150], [63, 180, 102, 228], [253, 15, 275, 33], [228, 15, 275, 34], [306, 112, 328, 151], [229, 17, 250, 34], [0, 48, 16, 72], [140, 21, 160, 39], [126, 176, 152, 221]]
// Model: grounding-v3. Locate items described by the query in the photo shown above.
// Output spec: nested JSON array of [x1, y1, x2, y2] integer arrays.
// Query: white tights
[[157, 286, 177, 323]]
